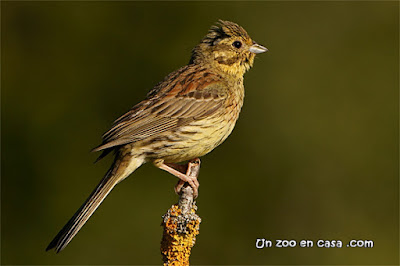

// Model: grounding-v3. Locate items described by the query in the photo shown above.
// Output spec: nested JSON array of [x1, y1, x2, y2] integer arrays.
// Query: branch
[[160, 159, 201, 265]]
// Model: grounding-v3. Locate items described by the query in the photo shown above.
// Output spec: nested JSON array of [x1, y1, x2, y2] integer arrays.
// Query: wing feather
[[93, 67, 226, 153]]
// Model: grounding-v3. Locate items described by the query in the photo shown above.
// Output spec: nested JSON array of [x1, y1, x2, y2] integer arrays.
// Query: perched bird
[[46, 20, 267, 253]]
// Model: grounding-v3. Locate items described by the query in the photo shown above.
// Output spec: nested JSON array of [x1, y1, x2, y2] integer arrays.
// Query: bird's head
[[190, 20, 267, 77]]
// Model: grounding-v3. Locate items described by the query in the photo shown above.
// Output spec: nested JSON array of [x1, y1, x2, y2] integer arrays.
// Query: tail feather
[[46, 155, 143, 253]]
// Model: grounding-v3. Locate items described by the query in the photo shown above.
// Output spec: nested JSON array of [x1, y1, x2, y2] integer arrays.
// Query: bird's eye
[[232, 41, 242, 49]]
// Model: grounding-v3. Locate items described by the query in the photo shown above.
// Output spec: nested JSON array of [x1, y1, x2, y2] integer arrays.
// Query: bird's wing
[[92, 69, 227, 153]]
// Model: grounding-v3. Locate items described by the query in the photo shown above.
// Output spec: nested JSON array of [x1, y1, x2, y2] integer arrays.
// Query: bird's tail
[[46, 154, 144, 253]]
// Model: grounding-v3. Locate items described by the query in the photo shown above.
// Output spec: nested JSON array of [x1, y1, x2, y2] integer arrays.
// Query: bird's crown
[[202, 20, 251, 46]]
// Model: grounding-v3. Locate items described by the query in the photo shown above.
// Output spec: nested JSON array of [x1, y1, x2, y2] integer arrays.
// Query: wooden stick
[[160, 159, 201, 265]]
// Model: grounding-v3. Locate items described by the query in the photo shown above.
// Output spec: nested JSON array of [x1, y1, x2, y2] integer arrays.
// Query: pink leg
[[154, 159, 199, 197]]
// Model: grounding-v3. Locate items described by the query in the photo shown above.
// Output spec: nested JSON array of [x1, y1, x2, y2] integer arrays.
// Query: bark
[[160, 159, 201, 266]]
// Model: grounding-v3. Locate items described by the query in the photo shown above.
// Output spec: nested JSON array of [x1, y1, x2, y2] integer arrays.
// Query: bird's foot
[[154, 159, 200, 198]]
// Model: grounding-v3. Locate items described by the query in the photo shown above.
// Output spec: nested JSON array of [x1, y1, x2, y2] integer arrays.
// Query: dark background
[[2, 1, 398, 265]]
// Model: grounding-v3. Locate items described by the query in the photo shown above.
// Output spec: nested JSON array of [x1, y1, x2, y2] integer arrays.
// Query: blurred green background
[[2, 1, 398, 265]]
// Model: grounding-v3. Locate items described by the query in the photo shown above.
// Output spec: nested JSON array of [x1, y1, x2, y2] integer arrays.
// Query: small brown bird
[[47, 20, 267, 253]]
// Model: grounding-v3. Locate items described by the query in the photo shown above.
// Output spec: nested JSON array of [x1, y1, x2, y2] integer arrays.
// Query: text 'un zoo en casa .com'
[[256, 239, 374, 249]]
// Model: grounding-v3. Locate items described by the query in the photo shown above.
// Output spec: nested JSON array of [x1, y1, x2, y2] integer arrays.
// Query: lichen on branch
[[160, 159, 201, 266]]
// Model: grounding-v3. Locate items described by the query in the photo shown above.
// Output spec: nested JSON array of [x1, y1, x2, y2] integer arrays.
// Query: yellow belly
[[135, 114, 237, 163]]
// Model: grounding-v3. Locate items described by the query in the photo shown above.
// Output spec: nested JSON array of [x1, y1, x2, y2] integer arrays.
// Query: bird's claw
[[174, 170, 199, 198]]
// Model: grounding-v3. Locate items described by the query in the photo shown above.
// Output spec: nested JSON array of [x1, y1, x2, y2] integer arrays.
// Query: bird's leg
[[165, 163, 186, 195], [165, 163, 187, 174], [153, 159, 200, 197]]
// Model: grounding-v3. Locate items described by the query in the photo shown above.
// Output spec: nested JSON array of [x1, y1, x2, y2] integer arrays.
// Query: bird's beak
[[249, 43, 268, 54]]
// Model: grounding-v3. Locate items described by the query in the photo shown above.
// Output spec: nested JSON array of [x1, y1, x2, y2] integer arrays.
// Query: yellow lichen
[[161, 204, 201, 266]]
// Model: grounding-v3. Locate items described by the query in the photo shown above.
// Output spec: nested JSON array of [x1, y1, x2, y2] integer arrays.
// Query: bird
[[46, 20, 267, 253]]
